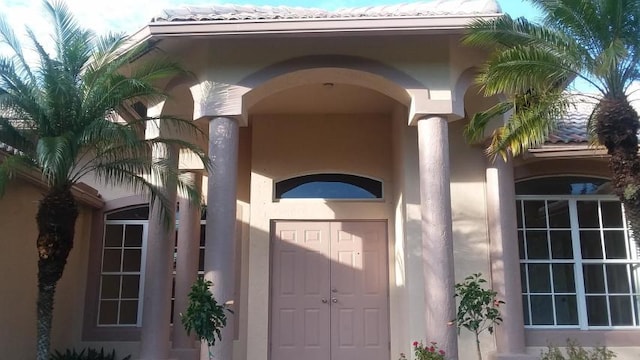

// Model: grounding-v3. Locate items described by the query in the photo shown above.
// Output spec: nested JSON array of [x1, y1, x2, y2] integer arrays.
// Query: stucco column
[[203, 116, 239, 360], [139, 144, 178, 360], [486, 158, 535, 360], [416, 115, 458, 359], [173, 172, 203, 360]]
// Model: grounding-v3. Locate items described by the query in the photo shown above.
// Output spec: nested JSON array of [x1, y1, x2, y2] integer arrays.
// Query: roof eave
[[523, 144, 609, 160], [125, 13, 500, 48], [0, 150, 104, 209]]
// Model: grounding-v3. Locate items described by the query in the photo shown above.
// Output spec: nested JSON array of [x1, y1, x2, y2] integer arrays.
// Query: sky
[[0, 0, 539, 40]]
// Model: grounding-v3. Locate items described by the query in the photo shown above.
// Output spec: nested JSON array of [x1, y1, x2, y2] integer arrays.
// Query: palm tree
[[0, 1, 208, 359], [463, 0, 640, 235]]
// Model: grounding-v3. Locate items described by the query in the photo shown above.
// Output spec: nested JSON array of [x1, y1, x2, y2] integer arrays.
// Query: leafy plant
[[50, 348, 131, 360], [540, 339, 616, 360], [454, 273, 503, 360], [463, 1, 640, 248], [0, 1, 207, 359], [399, 341, 446, 360], [181, 278, 230, 359]]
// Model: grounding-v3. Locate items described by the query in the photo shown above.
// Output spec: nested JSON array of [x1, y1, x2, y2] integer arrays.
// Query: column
[[139, 144, 178, 360], [173, 172, 203, 360], [203, 116, 239, 360], [416, 116, 458, 359], [486, 158, 535, 360]]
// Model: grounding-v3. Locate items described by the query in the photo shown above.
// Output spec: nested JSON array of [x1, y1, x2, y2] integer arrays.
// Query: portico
[[94, 2, 533, 360]]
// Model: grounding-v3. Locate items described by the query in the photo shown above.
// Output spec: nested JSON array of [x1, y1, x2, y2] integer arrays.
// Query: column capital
[[410, 111, 464, 126], [189, 80, 249, 126]]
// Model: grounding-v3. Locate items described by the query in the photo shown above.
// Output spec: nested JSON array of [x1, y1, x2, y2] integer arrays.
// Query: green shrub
[[49, 348, 131, 360], [540, 340, 616, 360]]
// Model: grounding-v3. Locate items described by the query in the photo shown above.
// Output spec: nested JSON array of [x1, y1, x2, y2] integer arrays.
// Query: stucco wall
[[0, 180, 93, 358], [245, 113, 395, 360], [448, 120, 494, 359]]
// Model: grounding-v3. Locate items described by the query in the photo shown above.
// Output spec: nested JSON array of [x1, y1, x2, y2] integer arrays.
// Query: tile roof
[[0, 141, 23, 156], [151, 0, 501, 22], [547, 101, 594, 144]]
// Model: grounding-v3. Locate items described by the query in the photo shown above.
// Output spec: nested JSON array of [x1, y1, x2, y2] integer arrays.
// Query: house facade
[[2, 0, 640, 359]]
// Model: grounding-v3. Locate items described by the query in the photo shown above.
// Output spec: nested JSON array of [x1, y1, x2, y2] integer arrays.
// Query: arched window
[[516, 176, 639, 329], [275, 173, 383, 199]]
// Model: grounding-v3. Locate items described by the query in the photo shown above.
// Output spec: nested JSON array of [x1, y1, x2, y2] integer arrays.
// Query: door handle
[[321, 298, 328, 303], [331, 298, 338, 303]]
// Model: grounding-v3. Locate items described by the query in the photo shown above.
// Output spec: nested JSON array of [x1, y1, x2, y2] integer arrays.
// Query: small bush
[[50, 348, 131, 360], [540, 340, 616, 360], [399, 341, 446, 360]]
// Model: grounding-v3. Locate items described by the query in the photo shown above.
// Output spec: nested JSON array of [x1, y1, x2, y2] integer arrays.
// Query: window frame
[[517, 193, 640, 330], [273, 173, 384, 201], [97, 217, 149, 327]]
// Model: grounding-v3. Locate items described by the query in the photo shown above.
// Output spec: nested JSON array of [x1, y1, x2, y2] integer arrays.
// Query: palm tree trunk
[[596, 98, 640, 247], [35, 186, 78, 360]]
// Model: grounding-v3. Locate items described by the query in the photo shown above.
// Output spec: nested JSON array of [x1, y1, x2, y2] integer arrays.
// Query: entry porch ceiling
[[249, 83, 399, 115]]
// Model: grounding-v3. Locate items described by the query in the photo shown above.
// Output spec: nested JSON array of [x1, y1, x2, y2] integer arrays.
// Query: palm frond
[[486, 91, 570, 159], [479, 45, 580, 95], [44, 0, 94, 75], [464, 102, 514, 143], [0, 117, 36, 154], [0, 154, 38, 195], [0, 14, 35, 84]]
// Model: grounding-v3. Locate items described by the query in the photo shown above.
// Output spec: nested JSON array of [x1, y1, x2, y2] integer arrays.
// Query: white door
[[271, 221, 389, 360]]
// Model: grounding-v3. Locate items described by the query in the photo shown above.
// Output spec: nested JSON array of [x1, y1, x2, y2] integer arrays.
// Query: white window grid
[[517, 194, 640, 330], [97, 220, 148, 327], [99, 218, 207, 327]]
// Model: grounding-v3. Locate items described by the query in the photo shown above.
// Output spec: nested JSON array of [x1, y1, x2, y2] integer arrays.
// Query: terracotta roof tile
[[547, 105, 592, 144], [152, 0, 501, 22]]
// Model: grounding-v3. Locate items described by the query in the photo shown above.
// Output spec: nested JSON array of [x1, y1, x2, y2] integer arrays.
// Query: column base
[[170, 348, 200, 360], [490, 352, 538, 360]]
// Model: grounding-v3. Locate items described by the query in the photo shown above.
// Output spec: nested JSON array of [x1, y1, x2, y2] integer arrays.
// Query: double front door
[[271, 221, 389, 360]]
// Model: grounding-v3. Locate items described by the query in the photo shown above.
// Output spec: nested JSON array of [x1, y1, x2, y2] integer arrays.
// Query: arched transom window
[[275, 173, 383, 200]]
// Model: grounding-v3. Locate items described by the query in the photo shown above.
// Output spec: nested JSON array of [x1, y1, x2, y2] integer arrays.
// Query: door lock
[[331, 298, 338, 303], [321, 298, 328, 303]]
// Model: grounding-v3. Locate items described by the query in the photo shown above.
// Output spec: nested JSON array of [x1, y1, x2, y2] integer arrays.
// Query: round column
[[173, 172, 203, 359], [417, 115, 458, 359], [139, 144, 178, 360], [486, 157, 535, 360], [203, 116, 239, 360]]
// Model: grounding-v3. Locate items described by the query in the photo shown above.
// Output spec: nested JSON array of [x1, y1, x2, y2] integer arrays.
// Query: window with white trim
[[98, 206, 206, 327], [517, 177, 640, 329], [98, 206, 148, 326]]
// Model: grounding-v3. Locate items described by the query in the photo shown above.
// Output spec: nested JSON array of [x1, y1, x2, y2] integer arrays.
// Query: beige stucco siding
[[0, 180, 92, 358], [448, 120, 493, 359], [245, 113, 395, 360]]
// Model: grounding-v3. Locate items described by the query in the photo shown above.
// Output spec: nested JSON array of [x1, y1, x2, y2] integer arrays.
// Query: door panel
[[330, 222, 389, 360], [271, 221, 388, 360], [271, 222, 331, 360]]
